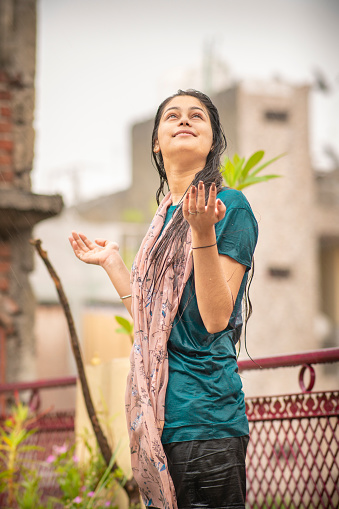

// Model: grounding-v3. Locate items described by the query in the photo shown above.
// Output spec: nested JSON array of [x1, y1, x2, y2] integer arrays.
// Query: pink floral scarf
[[125, 192, 193, 508]]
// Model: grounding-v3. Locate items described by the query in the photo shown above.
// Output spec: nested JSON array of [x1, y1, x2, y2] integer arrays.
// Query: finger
[[182, 191, 190, 218], [207, 182, 217, 213], [68, 236, 77, 250], [94, 238, 108, 247], [196, 181, 205, 214], [68, 235, 84, 259], [188, 185, 197, 213], [78, 232, 97, 250], [70, 231, 88, 252], [216, 198, 226, 220]]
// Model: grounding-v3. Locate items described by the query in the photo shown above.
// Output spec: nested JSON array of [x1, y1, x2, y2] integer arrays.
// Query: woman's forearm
[[101, 251, 132, 316], [191, 226, 243, 334]]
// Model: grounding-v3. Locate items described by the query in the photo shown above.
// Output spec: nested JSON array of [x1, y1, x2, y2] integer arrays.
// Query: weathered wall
[[0, 0, 36, 191], [0, 0, 37, 384], [234, 82, 320, 395], [0, 0, 63, 385]]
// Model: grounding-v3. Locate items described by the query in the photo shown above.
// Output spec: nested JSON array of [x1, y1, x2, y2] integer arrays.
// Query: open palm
[[68, 231, 119, 267]]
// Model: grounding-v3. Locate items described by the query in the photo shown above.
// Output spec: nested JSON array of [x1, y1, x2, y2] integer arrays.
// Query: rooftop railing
[[0, 347, 338, 508], [238, 347, 339, 508]]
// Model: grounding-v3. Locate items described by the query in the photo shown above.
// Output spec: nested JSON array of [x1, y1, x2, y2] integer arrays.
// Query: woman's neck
[[166, 161, 205, 205]]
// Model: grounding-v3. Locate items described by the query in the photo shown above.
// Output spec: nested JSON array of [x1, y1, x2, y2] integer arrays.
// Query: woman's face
[[153, 95, 213, 166]]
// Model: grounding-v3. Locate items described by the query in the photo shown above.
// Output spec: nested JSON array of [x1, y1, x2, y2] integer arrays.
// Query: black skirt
[[150, 435, 249, 509]]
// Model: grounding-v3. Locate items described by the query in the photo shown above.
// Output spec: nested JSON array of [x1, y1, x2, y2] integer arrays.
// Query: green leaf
[[241, 151, 265, 180], [17, 445, 44, 453], [233, 157, 245, 185], [0, 470, 10, 480], [248, 152, 286, 178], [0, 436, 12, 446], [221, 158, 235, 187], [237, 174, 281, 190], [115, 315, 133, 334], [115, 328, 127, 334], [233, 153, 241, 165], [88, 442, 122, 508]]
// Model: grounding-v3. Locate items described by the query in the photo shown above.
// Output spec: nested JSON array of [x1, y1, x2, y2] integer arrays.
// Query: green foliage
[[221, 150, 285, 190], [15, 472, 45, 509], [46, 441, 120, 508], [0, 401, 43, 506], [0, 402, 129, 509], [115, 315, 134, 344]]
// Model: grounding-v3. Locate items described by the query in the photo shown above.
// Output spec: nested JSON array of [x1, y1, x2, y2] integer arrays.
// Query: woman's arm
[[183, 182, 246, 334], [68, 232, 132, 316]]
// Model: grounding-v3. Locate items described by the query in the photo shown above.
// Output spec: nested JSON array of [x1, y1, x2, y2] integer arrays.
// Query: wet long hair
[[149, 90, 225, 285], [149, 89, 254, 351]]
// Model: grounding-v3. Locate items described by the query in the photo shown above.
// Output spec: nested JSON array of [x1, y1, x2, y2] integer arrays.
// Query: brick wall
[[0, 71, 13, 185], [0, 241, 10, 294], [0, 0, 62, 388]]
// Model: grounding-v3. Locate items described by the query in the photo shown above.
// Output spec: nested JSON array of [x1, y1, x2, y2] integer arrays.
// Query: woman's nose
[[179, 116, 191, 126]]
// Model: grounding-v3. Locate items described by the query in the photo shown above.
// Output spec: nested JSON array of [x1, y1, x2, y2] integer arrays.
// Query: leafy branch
[[221, 150, 285, 190]]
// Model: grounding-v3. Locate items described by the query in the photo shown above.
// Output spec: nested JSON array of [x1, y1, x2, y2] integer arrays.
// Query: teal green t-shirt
[[160, 188, 258, 444]]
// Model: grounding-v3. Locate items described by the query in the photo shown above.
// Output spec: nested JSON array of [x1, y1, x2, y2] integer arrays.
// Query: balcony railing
[[238, 347, 339, 508], [0, 348, 338, 508]]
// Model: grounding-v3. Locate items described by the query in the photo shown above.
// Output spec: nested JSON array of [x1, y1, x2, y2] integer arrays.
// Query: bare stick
[[31, 239, 140, 504]]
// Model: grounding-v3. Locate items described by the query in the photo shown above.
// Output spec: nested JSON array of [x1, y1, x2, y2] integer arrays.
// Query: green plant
[[15, 471, 45, 509], [115, 315, 134, 344], [0, 401, 43, 506], [46, 441, 121, 508], [221, 150, 285, 190], [0, 400, 132, 508]]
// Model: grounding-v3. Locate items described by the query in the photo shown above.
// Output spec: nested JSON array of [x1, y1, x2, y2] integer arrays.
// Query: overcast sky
[[32, 0, 339, 205]]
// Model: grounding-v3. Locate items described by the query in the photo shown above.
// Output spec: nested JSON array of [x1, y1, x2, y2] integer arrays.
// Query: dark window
[[268, 267, 291, 278], [265, 111, 289, 122]]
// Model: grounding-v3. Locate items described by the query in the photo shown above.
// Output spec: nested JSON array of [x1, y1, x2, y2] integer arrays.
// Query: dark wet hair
[[148, 89, 226, 287], [148, 89, 253, 351]]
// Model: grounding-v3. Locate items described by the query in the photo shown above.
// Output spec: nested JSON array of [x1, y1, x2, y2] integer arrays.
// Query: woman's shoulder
[[217, 187, 252, 211]]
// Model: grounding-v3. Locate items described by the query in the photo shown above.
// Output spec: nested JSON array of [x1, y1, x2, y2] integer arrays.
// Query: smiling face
[[153, 95, 214, 168]]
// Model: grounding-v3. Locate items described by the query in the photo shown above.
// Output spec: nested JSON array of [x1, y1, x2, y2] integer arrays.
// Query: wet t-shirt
[[160, 188, 258, 444]]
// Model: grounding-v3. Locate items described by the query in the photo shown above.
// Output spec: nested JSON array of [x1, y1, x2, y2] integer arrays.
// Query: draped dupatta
[[125, 192, 193, 508]]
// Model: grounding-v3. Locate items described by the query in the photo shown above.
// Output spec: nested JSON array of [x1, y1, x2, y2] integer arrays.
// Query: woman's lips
[[174, 130, 196, 137]]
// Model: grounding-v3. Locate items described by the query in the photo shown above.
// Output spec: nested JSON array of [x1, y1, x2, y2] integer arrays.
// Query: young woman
[[69, 90, 258, 509]]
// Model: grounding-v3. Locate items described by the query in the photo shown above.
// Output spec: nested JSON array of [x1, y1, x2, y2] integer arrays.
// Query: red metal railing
[[238, 347, 339, 509], [0, 349, 338, 508], [0, 375, 77, 416]]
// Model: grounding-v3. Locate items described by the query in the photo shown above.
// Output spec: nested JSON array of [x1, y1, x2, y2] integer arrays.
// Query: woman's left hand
[[183, 181, 226, 233]]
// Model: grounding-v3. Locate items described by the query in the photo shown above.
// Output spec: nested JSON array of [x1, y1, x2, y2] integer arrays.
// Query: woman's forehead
[[164, 95, 207, 113]]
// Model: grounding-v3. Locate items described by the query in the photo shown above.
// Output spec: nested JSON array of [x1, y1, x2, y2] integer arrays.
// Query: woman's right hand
[[68, 231, 120, 268]]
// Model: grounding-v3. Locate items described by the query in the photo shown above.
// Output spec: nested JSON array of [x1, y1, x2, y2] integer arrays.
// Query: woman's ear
[[153, 140, 160, 153]]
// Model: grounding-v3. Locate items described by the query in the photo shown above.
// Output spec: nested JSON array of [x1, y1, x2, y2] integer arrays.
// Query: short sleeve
[[214, 206, 258, 271]]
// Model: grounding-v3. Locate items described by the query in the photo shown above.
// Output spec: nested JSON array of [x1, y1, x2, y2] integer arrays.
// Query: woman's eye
[[167, 113, 177, 119], [192, 113, 203, 119]]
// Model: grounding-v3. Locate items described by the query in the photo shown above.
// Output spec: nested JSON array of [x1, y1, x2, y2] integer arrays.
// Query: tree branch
[[30, 239, 140, 505]]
